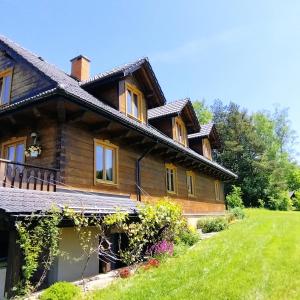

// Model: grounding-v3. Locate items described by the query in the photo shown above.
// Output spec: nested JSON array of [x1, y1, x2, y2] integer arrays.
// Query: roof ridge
[[0, 34, 78, 88], [80, 57, 149, 85]]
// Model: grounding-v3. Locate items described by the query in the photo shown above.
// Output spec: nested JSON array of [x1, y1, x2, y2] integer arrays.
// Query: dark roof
[[80, 57, 166, 106], [0, 35, 237, 180], [188, 123, 214, 139], [81, 58, 147, 85], [148, 98, 189, 119], [148, 98, 200, 133], [0, 187, 138, 216]]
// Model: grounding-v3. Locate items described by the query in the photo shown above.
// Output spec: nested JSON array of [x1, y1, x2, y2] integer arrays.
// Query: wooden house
[[0, 35, 236, 297]]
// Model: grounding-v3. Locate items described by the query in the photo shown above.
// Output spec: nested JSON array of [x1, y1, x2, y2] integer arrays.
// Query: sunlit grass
[[89, 209, 300, 300]]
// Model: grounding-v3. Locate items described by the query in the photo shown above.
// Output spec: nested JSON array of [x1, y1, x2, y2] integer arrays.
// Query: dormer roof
[[148, 98, 200, 133], [80, 57, 166, 107], [188, 123, 221, 149]]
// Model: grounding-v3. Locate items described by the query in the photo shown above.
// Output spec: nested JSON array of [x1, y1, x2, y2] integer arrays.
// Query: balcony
[[0, 158, 58, 192]]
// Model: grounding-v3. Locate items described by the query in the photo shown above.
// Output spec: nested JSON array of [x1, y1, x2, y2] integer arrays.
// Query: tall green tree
[[192, 100, 213, 124], [211, 100, 300, 207]]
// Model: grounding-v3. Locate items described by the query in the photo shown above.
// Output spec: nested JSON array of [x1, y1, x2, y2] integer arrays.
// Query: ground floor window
[[186, 171, 195, 197], [165, 164, 177, 194], [215, 180, 221, 201], [94, 139, 118, 184]]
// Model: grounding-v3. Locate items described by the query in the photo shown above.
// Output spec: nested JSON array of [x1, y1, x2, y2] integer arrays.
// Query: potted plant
[[25, 144, 42, 158]]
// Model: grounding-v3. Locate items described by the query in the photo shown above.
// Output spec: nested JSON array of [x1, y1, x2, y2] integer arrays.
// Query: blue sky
[[1, 0, 300, 156]]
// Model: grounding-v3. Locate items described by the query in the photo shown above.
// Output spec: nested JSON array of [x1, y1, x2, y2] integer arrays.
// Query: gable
[[0, 47, 54, 104], [81, 58, 165, 109]]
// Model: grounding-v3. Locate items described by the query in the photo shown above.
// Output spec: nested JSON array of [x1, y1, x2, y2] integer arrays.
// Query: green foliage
[[229, 207, 245, 220], [258, 199, 265, 208], [197, 217, 229, 233], [211, 100, 299, 208], [192, 100, 213, 124], [40, 282, 82, 300], [226, 185, 244, 209], [104, 199, 185, 265], [177, 225, 200, 246], [266, 191, 293, 211], [293, 191, 300, 210], [16, 208, 62, 295]]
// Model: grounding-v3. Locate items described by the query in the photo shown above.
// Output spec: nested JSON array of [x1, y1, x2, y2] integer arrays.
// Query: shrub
[[118, 199, 185, 265], [258, 199, 265, 208], [177, 225, 200, 246], [197, 217, 229, 233], [40, 282, 82, 300], [226, 186, 244, 209], [229, 207, 245, 220], [267, 191, 292, 211], [293, 191, 300, 210]]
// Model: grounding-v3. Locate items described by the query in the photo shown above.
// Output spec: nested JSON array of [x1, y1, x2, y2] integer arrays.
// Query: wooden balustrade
[[0, 158, 58, 192]]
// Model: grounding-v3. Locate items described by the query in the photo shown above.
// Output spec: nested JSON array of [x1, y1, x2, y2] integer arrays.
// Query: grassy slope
[[90, 210, 300, 300]]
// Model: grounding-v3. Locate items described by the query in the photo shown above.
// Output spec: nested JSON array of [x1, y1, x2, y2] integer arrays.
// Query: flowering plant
[[119, 268, 131, 278], [25, 145, 42, 158], [147, 240, 174, 257], [143, 258, 160, 270]]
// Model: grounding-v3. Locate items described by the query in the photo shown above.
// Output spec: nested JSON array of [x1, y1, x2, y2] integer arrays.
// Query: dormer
[[148, 98, 200, 146], [80, 58, 166, 123], [188, 123, 221, 160]]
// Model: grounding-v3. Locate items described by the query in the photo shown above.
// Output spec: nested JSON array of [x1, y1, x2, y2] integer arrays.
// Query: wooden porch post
[[5, 229, 21, 298]]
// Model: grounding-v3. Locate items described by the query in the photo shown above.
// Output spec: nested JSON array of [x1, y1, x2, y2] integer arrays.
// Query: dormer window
[[173, 117, 187, 146], [0, 69, 13, 105], [125, 83, 142, 121]]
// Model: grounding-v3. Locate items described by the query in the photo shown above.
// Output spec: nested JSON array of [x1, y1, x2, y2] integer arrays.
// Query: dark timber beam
[[57, 101, 66, 123], [68, 110, 87, 123], [5, 228, 22, 298]]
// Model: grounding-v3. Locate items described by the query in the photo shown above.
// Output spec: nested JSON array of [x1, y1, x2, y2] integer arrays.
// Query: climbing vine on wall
[[15, 208, 62, 295]]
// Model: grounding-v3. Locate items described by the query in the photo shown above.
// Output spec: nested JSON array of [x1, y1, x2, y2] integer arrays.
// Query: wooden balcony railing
[[0, 158, 58, 192]]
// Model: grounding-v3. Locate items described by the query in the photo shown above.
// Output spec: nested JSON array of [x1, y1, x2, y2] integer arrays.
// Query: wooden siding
[[149, 118, 173, 138], [202, 138, 212, 160], [0, 119, 58, 169], [0, 51, 52, 104], [61, 123, 225, 214]]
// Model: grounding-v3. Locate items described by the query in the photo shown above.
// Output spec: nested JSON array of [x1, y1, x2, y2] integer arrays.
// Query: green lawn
[[89, 209, 300, 300]]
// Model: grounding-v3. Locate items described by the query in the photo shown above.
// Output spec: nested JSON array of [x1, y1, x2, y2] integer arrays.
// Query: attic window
[[0, 69, 13, 105], [173, 117, 187, 146], [125, 83, 142, 121]]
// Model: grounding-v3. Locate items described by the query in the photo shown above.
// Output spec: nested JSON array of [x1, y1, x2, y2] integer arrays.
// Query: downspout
[[136, 142, 157, 201]]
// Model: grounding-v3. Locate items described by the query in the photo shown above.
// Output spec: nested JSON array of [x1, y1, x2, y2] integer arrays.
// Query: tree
[[211, 100, 299, 208], [192, 99, 213, 124]]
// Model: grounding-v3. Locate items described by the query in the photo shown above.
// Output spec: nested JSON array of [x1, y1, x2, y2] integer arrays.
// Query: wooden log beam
[[33, 107, 41, 118], [67, 110, 87, 123], [57, 101, 66, 123]]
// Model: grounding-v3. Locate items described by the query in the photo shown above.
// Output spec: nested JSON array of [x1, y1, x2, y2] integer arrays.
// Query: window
[[165, 164, 177, 194], [2, 138, 26, 163], [0, 69, 13, 105], [173, 117, 187, 146], [94, 139, 118, 184], [215, 180, 221, 201], [125, 83, 142, 120], [186, 171, 195, 197]]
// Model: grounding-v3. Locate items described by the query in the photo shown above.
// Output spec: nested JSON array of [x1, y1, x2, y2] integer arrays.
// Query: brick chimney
[[70, 55, 90, 81]]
